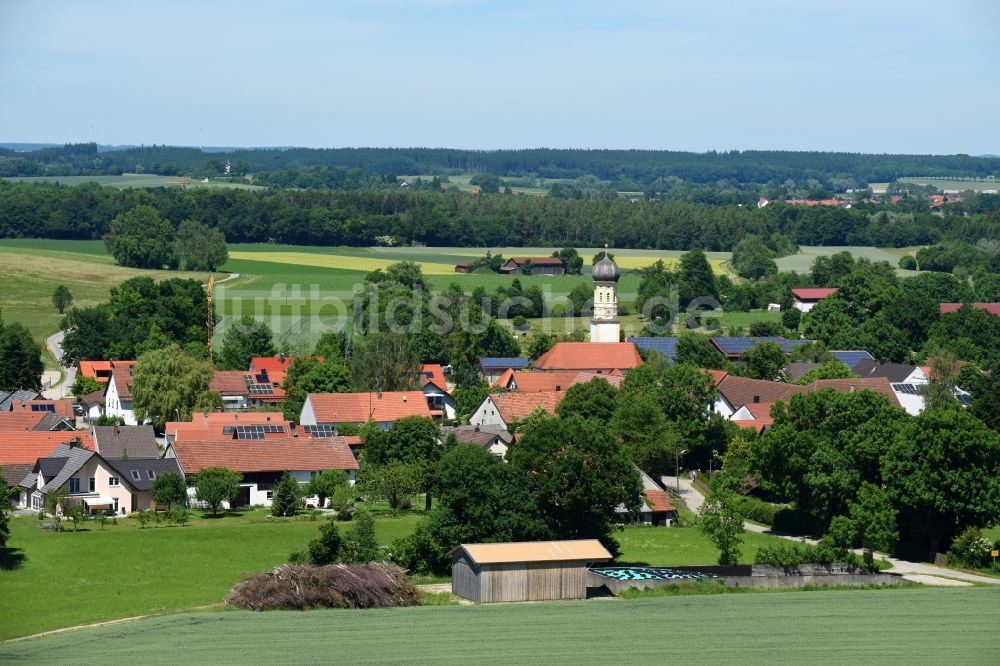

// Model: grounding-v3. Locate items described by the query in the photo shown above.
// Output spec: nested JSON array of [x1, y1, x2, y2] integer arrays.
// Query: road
[[666, 475, 999, 587], [42, 330, 73, 399]]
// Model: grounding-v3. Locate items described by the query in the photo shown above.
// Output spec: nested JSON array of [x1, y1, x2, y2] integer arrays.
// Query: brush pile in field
[[225, 563, 420, 611]]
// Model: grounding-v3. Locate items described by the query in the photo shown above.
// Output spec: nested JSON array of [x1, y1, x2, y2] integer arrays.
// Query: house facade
[[105, 361, 138, 425]]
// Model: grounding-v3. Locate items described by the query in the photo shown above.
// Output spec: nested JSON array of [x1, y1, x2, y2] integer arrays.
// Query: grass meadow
[[0, 509, 797, 641], [775, 245, 920, 276], [2, 588, 997, 663]]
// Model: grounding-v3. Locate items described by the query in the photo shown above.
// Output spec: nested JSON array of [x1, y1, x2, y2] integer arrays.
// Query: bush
[[899, 255, 917, 270], [947, 527, 995, 568], [755, 541, 860, 568], [331, 485, 355, 520], [340, 510, 383, 563], [512, 315, 528, 330], [307, 520, 342, 566], [732, 495, 780, 526], [225, 563, 420, 611]]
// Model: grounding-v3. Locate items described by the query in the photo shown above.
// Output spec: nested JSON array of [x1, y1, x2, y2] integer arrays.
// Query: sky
[[1, 0, 998, 154]]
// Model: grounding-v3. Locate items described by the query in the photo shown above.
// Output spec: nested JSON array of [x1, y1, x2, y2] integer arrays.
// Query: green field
[[0, 240, 213, 357], [3, 588, 997, 663], [775, 245, 921, 276], [3, 174, 263, 190], [0, 510, 797, 641], [896, 178, 1000, 192]]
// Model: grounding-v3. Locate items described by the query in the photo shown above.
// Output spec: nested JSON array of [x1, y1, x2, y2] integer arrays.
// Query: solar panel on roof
[[830, 350, 875, 370], [713, 337, 807, 355], [222, 426, 235, 435], [956, 394, 973, 406], [247, 383, 274, 394], [627, 337, 679, 364], [891, 383, 924, 395], [303, 424, 334, 437], [236, 425, 265, 439]]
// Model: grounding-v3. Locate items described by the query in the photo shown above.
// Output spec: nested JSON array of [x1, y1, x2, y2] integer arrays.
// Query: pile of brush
[[226, 562, 420, 611]]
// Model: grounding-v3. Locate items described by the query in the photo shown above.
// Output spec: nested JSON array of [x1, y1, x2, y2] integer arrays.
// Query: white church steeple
[[590, 246, 620, 343]]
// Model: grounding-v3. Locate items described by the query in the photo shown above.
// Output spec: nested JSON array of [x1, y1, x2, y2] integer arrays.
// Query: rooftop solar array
[[830, 350, 876, 370], [891, 383, 924, 395], [234, 424, 285, 439], [627, 337, 680, 364], [30, 404, 56, 412], [711, 337, 809, 356], [247, 383, 275, 395], [303, 424, 335, 437], [479, 357, 531, 369], [956, 393, 973, 406]]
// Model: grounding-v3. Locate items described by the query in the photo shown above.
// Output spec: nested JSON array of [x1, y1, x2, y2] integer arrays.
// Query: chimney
[[278, 352, 286, 362], [555, 385, 562, 392], [849, 384, 856, 393], [753, 395, 760, 404], [402, 395, 408, 402]]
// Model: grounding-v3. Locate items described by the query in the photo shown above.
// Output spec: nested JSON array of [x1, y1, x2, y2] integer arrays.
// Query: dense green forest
[[1, 179, 999, 249], [2, 143, 998, 191]]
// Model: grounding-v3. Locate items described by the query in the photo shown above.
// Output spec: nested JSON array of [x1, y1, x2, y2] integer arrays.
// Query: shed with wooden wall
[[450, 540, 613, 602]]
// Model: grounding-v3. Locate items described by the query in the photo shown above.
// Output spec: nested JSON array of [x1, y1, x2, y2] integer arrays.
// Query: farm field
[[0, 240, 211, 356], [3, 588, 997, 663], [895, 178, 999, 192], [0, 240, 922, 352], [775, 245, 921, 276], [0, 511, 794, 641], [3, 174, 263, 189]]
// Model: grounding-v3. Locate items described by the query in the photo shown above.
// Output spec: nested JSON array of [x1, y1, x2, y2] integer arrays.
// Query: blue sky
[[1, 0, 997, 153]]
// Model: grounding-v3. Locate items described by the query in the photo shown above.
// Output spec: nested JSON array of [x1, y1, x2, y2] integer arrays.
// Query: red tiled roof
[[249, 355, 323, 387], [210, 371, 285, 401], [703, 369, 729, 386], [489, 391, 564, 423], [307, 391, 432, 423], [791, 288, 839, 301], [78, 361, 113, 383], [719, 375, 902, 412], [0, 432, 93, 466], [939, 303, 1000, 317], [169, 436, 358, 474], [643, 489, 676, 513], [110, 361, 137, 399], [420, 364, 448, 392], [533, 342, 643, 372], [167, 412, 292, 441], [0, 412, 52, 432], [498, 370, 623, 392], [9, 399, 74, 418]]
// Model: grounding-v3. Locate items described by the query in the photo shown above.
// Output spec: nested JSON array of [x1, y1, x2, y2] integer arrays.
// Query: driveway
[[674, 477, 1000, 587]]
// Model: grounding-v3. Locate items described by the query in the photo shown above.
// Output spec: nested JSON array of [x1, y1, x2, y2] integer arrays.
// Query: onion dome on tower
[[592, 254, 620, 282]]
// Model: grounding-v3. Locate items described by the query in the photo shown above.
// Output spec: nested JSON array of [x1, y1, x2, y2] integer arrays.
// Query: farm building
[[499, 257, 565, 275], [450, 540, 612, 603], [791, 288, 838, 312]]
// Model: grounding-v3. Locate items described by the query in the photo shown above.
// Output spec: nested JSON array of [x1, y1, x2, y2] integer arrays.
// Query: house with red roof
[[495, 369, 623, 392], [165, 411, 291, 443], [470, 391, 564, 430], [791, 288, 839, 312], [105, 361, 138, 425], [210, 370, 286, 410], [419, 364, 456, 420], [78, 361, 113, 384], [300, 391, 433, 431], [165, 435, 358, 508], [499, 257, 565, 275], [615, 469, 678, 526], [533, 342, 642, 374]]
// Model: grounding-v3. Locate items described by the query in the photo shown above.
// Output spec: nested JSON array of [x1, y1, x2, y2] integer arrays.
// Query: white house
[[791, 288, 839, 313], [104, 361, 138, 425], [470, 392, 563, 430]]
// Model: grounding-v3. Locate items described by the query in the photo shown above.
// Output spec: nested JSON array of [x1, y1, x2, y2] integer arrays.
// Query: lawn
[[0, 508, 422, 641], [0, 509, 796, 641], [2, 588, 997, 663]]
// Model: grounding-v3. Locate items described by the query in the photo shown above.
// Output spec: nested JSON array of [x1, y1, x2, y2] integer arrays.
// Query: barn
[[450, 540, 612, 602]]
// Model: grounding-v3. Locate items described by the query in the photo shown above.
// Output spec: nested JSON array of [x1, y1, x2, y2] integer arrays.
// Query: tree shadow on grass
[[0, 547, 26, 570], [199, 509, 247, 520]]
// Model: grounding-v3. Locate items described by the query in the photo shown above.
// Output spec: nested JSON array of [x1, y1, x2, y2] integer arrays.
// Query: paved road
[[42, 330, 73, 399], [669, 475, 1000, 587]]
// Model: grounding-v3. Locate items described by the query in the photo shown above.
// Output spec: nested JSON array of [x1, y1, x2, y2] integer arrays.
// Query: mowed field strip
[[227, 251, 460, 275], [2, 588, 997, 664]]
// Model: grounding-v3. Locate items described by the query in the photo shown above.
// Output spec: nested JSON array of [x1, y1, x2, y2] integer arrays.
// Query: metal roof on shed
[[450, 540, 612, 565]]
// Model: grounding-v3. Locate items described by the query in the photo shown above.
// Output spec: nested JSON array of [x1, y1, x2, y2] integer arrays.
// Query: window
[[109, 477, 120, 487], [265, 491, 273, 500], [310, 471, 319, 479], [131, 470, 140, 481], [113, 498, 119, 512], [89, 477, 96, 492], [147, 470, 156, 480], [68, 478, 80, 493]]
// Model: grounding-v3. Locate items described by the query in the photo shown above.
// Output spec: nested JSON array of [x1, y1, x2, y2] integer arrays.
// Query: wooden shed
[[450, 540, 612, 603]]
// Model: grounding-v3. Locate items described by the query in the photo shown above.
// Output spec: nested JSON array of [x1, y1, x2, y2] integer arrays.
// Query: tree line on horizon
[[2, 179, 999, 251]]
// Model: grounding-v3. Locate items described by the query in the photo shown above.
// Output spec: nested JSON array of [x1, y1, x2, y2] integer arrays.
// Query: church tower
[[590, 250, 621, 342]]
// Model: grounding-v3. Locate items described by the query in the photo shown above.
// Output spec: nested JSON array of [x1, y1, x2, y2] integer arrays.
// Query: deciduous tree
[[151, 472, 187, 510], [52, 285, 73, 314], [132, 344, 221, 429], [194, 467, 241, 516], [217, 316, 276, 371]]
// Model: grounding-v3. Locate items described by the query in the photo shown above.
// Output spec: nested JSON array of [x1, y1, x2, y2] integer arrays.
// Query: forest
[[2, 178, 999, 250], [1, 143, 998, 191]]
